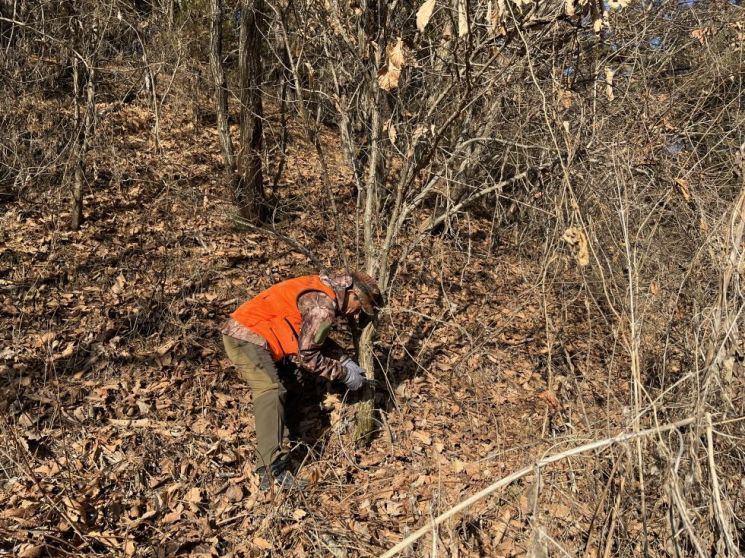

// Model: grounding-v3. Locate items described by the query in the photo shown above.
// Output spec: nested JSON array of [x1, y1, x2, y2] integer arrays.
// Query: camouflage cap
[[350, 271, 384, 315]]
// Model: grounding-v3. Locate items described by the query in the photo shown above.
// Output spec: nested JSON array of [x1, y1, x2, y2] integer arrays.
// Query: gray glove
[[340, 358, 367, 391]]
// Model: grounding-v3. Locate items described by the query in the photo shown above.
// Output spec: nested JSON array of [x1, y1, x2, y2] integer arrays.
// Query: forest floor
[[0, 97, 628, 557]]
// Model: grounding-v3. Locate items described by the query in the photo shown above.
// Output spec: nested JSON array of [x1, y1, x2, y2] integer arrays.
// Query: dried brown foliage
[[1, 0, 744, 556]]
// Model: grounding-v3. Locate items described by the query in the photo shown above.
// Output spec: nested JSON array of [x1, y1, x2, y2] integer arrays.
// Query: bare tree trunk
[[70, 57, 95, 232], [354, 315, 378, 445], [237, 0, 266, 221], [271, 64, 288, 190], [209, 0, 237, 182], [166, 0, 176, 29], [0, 0, 15, 49], [141, 44, 161, 152], [348, 0, 390, 444], [354, 55, 385, 444]]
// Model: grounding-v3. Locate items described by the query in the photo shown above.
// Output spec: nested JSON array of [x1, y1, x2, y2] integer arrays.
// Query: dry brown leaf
[[55, 341, 76, 360], [154, 338, 177, 357], [292, 508, 308, 520], [388, 39, 404, 68], [225, 484, 244, 503], [33, 460, 61, 476], [559, 89, 574, 109], [495, 540, 516, 556], [19, 413, 34, 428], [185, 487, 202, 504], [604, 67, 615, 101], [377, 68, 400, 92], [494, 510, 512, 544], [1, 505, 36, 519], [674, 178, 691, 202], [607, 0, 630, 9], [385, 120, 397, 145], [412, 431, 432, 445], [18, 544, 44, 558], [550, 503, 571, 517], [378, 38, 405, 91], [691, 27, 711, 45], [486, 0, 507, 35], [111, 273, 126, 295], [562, 227, 590, 266], [416, 0, 436, 32], [253, 536, 273, 550], [519, 494, 530, 514], [457, 0, 469, 37], [537, 389, 561, 410], [464, 462, 480, 476], [162, 503, 183, 524], [33, 332, 55, 348]]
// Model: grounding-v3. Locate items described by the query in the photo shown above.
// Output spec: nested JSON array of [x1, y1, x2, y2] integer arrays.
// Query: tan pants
[[222, 335, 288, 470]]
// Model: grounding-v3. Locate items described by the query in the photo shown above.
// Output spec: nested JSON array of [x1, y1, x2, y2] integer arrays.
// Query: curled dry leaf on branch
[[384, 119, 397, 145], [691, 27, 713, 45], [607, 0, 631, 10], [674, 177, 692, 202], [378, 38, 406, 92], [416, 0, 436, 32], [562, 226, 590, 266], [593, 16, 603, 33], [458, 0, 469, 37], [604, 67, 615, 101], [486, 0, 507, 35]]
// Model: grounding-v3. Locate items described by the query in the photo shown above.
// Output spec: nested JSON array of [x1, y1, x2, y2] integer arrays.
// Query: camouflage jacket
[[221, 270, 352, 380]]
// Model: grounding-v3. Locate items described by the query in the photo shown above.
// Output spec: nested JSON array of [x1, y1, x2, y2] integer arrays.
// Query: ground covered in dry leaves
[[1, 100, 627, 557]]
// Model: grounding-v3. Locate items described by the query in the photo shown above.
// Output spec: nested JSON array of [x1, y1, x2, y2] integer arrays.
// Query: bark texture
[[237, 0, 266, 221]]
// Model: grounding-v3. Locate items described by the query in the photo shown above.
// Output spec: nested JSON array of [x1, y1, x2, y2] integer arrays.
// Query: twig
[[601, 474, 625, 558], [1, 420, 97, 552], [583, 451, 623, 556], [231, 215, 323, 268], [378, 416, 703, 558], [0, 16, 89, 69], [668, 476, 707, 558], [705, 413, 737, 556], [108, 418, 153, 427], [216, 511, 251, 527], [425, 166, 543, 232]]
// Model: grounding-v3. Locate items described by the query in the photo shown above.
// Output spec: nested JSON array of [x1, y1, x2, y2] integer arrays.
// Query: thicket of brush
[[2, 0, 744, 555]]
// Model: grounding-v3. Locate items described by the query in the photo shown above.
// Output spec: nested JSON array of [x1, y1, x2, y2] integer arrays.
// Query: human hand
[[340, 358, 367, 391]]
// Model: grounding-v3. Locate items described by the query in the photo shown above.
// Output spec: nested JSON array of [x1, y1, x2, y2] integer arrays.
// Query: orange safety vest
[[231, 276, 337, 361]]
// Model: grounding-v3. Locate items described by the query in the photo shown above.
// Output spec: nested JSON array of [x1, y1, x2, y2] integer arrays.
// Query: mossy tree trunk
[[354, 316, 378, 445]]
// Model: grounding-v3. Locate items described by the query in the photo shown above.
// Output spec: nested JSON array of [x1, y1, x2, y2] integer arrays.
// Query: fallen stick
[[378, 416, 707, 558], [108, 418, 153, 427]]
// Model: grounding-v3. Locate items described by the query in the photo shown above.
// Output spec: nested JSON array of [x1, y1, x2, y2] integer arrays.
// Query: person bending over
[[221, 269, 383, 491]]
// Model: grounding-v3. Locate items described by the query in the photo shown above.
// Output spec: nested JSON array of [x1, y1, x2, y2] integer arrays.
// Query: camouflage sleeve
[[296, 291, 346, 381]]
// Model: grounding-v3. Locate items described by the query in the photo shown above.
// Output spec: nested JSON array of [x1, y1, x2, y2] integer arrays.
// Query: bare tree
[[209, 0, 238, 184], [69, 7, 99, 231], [70, 57, 96, 231], [236, 0, 267, 221], [208, 0, 268, 220]]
